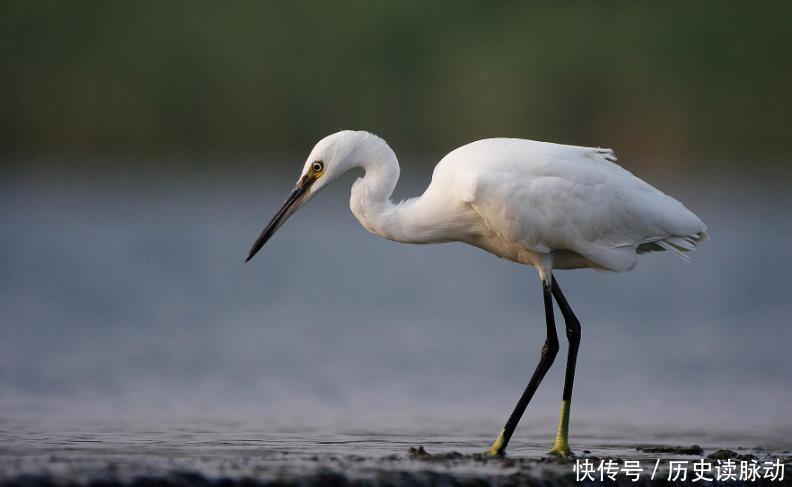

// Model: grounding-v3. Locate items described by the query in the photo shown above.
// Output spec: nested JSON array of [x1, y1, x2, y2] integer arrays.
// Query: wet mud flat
[[2, 442, 791, 487]]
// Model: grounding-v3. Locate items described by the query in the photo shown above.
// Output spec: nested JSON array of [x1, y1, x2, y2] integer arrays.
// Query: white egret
[[246, 130, 708, 457]]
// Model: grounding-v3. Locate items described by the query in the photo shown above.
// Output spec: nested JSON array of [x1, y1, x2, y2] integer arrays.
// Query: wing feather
[[440, 138, 707, 271]]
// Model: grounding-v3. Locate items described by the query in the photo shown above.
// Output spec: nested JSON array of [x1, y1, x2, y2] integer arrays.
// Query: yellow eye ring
[[311, 161, 324, 173]]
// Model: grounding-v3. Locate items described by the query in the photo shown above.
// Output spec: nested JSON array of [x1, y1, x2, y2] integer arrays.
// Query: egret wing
[[447, 139, 706, 271]]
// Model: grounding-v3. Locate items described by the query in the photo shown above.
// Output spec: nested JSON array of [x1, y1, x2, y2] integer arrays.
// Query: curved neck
[[355, 155, 401, 207], [349, 155, 402, 237], [349, 154, 461, 245]]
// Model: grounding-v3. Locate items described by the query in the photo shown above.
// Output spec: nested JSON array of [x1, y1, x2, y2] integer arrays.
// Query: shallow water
[[1, 417, 789, 485]]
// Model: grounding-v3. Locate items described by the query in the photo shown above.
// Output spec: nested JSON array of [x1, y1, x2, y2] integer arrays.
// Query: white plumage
[[275, 130, 707, 282], [436, 137, 708, 277], [245, 130, 709, 457]]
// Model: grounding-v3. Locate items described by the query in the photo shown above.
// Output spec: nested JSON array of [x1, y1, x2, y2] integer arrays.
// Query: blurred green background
[[2, 1, 790, 168]]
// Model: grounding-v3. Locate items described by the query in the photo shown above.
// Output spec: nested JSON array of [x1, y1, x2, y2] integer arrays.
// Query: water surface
[[1, 167, 791, 458]]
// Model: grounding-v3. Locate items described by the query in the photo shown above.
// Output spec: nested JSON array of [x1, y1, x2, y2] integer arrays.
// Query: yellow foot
[[486, 428, 507, 456], [548, 444, 573, 457], [548, 399, 573, 457]]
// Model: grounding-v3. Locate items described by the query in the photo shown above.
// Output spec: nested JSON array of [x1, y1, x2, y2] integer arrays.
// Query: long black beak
[[245, 176, 312, 263]]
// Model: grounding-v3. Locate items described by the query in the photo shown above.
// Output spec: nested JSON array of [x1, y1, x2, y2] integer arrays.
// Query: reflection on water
[[1, 167, 791, 438]]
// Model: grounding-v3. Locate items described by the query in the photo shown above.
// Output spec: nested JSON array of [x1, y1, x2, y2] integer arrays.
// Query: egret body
[[246, 130, 708, 456]]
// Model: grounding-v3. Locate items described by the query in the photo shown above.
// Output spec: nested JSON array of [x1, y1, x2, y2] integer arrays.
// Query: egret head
[[245, 130, 392, 262]]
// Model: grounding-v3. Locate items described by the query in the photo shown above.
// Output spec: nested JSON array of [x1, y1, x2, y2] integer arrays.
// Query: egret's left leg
[[548, 275, 581, 457], [487, 280, 559, 456]]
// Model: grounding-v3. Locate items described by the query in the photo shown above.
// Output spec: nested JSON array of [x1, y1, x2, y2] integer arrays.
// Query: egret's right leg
[[548, 275, 581, 457], [488, 280, 559, 456]]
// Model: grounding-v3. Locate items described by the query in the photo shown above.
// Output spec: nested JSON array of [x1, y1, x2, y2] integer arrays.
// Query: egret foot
[[548, 443, 573, 457], [486, 428, 507, 456], [548, 399, 573, 457]]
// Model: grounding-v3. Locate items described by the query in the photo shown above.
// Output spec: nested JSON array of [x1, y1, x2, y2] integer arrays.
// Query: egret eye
[[311, 161, 324, 173]]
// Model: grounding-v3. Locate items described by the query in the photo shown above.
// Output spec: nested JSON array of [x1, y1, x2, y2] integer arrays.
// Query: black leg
[[548, 274, 581, 456], [489, 280, 559, 455]]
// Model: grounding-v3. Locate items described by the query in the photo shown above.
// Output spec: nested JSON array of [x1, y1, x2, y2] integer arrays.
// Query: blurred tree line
[[1, 1, 790, 168]]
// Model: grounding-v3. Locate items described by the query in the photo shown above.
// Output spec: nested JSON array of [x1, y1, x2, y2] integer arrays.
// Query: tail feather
[[638, 230, 708, 262], [656, 239, 692, 262], [665, 236, 697, 251]]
